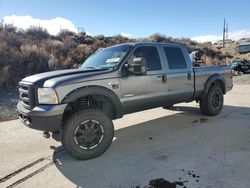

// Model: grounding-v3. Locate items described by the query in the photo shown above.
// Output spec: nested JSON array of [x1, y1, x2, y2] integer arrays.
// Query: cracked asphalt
[[0, 84, 250, 188]]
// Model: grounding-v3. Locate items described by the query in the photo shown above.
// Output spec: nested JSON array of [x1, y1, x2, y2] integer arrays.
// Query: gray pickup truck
[[17, 42, 233, 160]]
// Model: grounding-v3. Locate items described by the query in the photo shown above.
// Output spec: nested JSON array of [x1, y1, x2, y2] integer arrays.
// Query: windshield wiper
[[84, 66, 100, 70], [84, 66, 110, 70]]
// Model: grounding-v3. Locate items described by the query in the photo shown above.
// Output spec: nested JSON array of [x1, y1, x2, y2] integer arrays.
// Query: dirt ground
[[0, 89, 19, 122], [0, 82, 250, 188], [232, 73, 250, 85]]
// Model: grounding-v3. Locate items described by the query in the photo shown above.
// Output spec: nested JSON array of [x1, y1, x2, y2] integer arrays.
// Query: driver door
[[119, 45, 168, 114]]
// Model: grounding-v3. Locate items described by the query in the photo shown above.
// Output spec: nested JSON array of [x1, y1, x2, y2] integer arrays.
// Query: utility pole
[[226, 22, 228, 41], [223, 18, 226, 48]]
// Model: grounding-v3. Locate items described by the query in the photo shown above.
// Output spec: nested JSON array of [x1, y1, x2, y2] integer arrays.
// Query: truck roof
[[112, 42, 185, 48]]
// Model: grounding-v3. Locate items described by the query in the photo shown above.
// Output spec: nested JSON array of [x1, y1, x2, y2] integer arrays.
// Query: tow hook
[[43, 131, 50, 139]]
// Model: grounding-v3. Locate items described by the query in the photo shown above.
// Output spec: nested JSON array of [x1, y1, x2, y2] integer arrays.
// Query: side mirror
[[122, 57, 147, 76]]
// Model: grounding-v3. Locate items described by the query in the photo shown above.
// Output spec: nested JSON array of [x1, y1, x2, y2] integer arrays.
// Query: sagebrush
[[0, 25, 226, 88]]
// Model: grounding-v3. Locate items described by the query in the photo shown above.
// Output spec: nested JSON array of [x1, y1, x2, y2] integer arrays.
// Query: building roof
[[238, 42, 250, 46]]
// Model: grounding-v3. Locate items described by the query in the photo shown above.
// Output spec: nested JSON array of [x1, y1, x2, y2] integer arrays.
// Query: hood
[[21, 68, 112, 87]]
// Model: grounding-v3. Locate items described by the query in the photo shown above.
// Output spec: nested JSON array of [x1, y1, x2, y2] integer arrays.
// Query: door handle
[[156, 75, 167, 83], [187, 72, 192, 80], [162, 75, 167, 83]]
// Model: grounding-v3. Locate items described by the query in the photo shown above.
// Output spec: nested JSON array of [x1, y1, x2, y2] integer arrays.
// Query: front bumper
[[17, 101, 67, 132]]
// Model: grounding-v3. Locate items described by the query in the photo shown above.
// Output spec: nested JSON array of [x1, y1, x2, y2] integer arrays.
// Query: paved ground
[[0, 85, 250, 188]]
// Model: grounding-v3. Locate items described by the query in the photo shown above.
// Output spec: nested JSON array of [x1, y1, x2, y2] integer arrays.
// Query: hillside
[[215, 42, 250, 62], [0, 24, 241, 89]]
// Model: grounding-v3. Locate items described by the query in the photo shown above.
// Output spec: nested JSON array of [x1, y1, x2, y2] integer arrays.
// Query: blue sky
[[1, 0, 250, 41]]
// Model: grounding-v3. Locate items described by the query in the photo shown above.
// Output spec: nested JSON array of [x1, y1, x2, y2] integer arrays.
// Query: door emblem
[[108, 81, 119, 89]]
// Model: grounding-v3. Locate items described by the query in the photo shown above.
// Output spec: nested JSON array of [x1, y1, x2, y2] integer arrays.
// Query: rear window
[[164, 47, 187, 69]]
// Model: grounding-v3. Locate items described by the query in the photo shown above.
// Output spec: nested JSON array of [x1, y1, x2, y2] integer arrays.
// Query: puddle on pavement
[[191, 117, 209, 124], [199, 118, 208, 123], [149, 178, 183, 188], [241, 113, 250, 116], [136, 169, 201, 188]]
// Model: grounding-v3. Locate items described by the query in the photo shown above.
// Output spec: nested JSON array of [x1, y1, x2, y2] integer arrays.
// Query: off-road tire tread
[[199, 85, 224, 116], [61, 109, 114, 160]]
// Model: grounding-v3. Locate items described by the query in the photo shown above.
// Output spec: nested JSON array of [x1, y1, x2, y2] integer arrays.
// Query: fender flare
[[203, 74, 226, 97], [61, 86, 123, 118]]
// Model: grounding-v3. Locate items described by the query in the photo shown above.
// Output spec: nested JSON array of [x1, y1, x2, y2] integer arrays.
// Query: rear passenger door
[[162, 45, 194, 103]]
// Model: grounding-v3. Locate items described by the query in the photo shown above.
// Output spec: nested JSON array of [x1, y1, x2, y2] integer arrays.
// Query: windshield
[[81, 44, 131, 69]]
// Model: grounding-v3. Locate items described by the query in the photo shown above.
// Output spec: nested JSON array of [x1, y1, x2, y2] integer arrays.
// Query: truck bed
[[194, 66, 233, 98]]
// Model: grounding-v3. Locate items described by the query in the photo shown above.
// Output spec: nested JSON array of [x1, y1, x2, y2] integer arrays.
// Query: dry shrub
[[0, 26, 227, 89], [0, 65, 12, 88], [25, 26, 50, 40], [20, 44, 50, 75]]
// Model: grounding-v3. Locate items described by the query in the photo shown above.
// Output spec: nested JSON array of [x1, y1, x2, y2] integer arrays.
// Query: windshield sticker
[[106, 57, 121, 64]]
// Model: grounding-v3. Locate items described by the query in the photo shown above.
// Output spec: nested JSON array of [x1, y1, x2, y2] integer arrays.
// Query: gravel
[[233, 73, 250, 85], [0, 89, 19, 122]]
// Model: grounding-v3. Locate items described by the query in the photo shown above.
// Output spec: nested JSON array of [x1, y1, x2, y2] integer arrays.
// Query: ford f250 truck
[[17, 42, 233, 160]]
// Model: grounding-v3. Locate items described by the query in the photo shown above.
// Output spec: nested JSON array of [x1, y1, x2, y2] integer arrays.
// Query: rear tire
[[199, 85, 224, 116], [61, 109, 114, 160]]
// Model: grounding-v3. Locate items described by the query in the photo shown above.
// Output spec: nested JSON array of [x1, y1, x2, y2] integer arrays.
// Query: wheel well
[[211, 79, 226, 94], [62, 95, 115, 124]]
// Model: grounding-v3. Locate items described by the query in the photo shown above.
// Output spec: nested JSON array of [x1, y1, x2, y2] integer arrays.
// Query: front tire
[[61, 109, 114, 160], [200, 85, 224, 116]]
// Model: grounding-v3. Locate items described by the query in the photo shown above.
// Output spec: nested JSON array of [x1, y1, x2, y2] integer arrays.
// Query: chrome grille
[[19, 83, 33, 108]]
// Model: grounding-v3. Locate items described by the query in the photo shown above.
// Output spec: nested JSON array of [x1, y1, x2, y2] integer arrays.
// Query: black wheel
[[200, 85, 224, 116], [61, 109, 114, 160], [163, 104, 174, 109]]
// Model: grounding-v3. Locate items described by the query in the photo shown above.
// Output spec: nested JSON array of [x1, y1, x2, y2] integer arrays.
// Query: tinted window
[[128, 46, 162, 71], [164, 47, 187, 69]]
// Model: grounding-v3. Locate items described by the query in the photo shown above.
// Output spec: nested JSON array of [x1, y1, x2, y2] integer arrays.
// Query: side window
[[164, 47, 187, 69], [127, 46, 162, 71]]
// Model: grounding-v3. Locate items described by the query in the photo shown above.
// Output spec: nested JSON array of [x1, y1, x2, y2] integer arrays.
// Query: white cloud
[[228, 30, 250, 41], [191, 29, 250, 43], [191, 35, 221, 43], [120, 32, 132, 38], [2, 15, 78, 35], [85, 31, 92, 36]]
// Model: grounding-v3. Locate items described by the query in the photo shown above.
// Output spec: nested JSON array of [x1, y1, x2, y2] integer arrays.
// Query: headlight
[[37, 88, 59, 104]]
